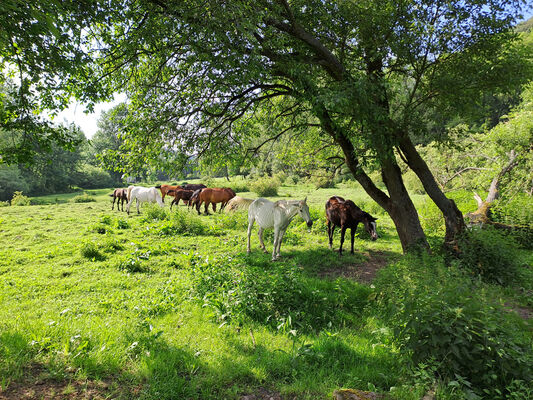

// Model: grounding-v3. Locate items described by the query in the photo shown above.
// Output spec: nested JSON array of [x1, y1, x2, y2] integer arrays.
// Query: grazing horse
[[247, 197, 312, 261], [196, 187, 235, 215], [167, 188, 195, 210], [155, 184, 182, 202], [325, 196, 378, 255], [126, 186, 165, 215], [109, 188, 128, 212], [181, 183, 207, 191], [225, 196, 254, 212], [188, 188, 204, 211]]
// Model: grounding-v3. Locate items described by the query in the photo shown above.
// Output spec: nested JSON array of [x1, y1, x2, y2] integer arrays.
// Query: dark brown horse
[[196, 187, 235, 215], [167, 189, 195, 210], [181, 183, 207, 191], [109, 188, 128, 211], [325, 196, 378, 255], [155, 184, 182, 202]]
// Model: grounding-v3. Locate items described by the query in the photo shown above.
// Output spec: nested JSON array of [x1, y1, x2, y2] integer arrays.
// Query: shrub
[[115, 218, 130, 229], [285, 175, 300, 185], [491, 196, 533, 248], [374, 256, 533, 398], [187, 254, 370, 332], [310, 175, 336, 189], [272, 171, 287, 184], [249, 176, 279, 197], [456, 227, 522, 285], [0, 166, 30, 201], [72, 193, 96, 203], [80, 242, 105, 260], [0, 201, 9, 207], [226, 180, 250, 193], [75, 164, 114, 189], [11, 191, 31, 206], [141, 203, 168, 221]]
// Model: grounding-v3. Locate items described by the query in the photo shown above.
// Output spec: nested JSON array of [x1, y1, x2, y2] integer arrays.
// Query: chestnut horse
[[155, 184, 182, 202], [109, 188, 128, 212], [196, 187, 235, 215], [325, 196, 378, 255], [167, 188, 195, 210]]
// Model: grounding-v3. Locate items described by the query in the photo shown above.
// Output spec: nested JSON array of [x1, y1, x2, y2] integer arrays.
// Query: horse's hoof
[[262, 249, 268, 254]]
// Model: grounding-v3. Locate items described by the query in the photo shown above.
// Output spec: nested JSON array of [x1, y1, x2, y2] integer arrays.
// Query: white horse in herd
[[247, 197, 313, 261], [126, 186, 164, 215]]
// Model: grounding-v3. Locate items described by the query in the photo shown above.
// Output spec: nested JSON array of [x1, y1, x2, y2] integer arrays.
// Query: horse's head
[[363, 214, 378, 240], [298, 197, 313, 228]]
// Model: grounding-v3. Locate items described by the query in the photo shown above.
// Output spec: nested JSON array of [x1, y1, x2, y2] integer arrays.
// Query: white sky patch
[[52, 93, 127, 139]]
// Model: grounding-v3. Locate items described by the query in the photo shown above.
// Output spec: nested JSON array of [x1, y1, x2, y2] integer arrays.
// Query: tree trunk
[[398, 136, 466, 249], [319, 111, 430, 252]]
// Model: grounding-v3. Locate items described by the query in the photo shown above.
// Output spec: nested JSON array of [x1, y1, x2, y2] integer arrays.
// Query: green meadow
[[0, 181, 531, 399]]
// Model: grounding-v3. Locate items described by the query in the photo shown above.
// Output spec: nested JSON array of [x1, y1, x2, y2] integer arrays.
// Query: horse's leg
[[276, 229, 286, 258], [126, 198, 132, 215], [212, 203, 217, 213], [258, 227, 267, 253], [272, 227, 280, 261], [136, 198, 140, 214], [111, 196, 115, 211], [327, 220, 333, 249], [339, 225, 346, 256], [204, 201, 210, 215], [247, 218, 255, 254], [350, 226, 356, 254]]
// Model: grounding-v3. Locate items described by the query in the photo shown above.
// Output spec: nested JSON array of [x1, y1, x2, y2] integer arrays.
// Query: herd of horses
[[109, 183, 378, 261]]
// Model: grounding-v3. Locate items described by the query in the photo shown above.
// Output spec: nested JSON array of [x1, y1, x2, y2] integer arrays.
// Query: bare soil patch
[[0, 365, 131, 400], [318, 250, 394, 284]]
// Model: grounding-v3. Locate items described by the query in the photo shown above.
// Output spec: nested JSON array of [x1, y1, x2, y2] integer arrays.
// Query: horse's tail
[[109, 193, 114, 197], [127, 186, 134, 201], [155, 185, 161, 189]]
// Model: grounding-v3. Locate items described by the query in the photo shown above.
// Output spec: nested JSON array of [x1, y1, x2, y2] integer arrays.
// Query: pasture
[[0, 180, 531, 399]]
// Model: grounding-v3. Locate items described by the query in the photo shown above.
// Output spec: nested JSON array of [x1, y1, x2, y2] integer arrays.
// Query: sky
[[54, 93, 127, 139], [55, 8, 533, 139]]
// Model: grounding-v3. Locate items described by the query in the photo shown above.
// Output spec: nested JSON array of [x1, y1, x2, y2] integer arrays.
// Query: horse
[[188, 188, 204, 211], [325, 196, 378, 255], [126, 186, 165, 215], [181, 183, 207, 191], [166, 188, 195, 210], [196, 187, 235, 215], [247, 197, 312, 261], [155, 184, 182, 202], [109, 188, 128, 212], [225, 196, 254, 212]]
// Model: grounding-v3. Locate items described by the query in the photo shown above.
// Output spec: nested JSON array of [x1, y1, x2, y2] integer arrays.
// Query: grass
[[0, 180, 530, 399]]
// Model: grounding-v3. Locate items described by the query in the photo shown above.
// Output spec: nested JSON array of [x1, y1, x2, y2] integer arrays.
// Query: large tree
[[87, 0, 531, 252], [2, 0, 531, 251]]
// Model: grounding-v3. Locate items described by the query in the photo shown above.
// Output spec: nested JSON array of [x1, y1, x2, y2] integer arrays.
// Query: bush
[[226, 180, 250, 193], [285, 175, 300, 185], [141, 203, 168, 221], [249, 176, 279, 197], [11, 191, 31, 206], [117, 249, 150, 273], [310, 175, 336, 189], [0, 166, 30, 201], [491, 195, 533, 248], [374, 256, 533, 398], [456, 227, 522, 285], [75, 164, 115, 189], [187, 254, 370, 332], [80, 242, 105, 260], [72, 193, 96, 203]]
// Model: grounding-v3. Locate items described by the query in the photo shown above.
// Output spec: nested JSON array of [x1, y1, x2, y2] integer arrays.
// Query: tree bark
[[398, 135, 466, 249]]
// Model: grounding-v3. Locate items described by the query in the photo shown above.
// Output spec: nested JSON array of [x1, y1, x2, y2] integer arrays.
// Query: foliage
[[75, 164, 115, 189], [456, 227, 524, 285], [187, 254, 370, 332], [157, 211, 209, 237], [374, 256, 533, 398], [249, 176, 280, 197], [10, 191, 30, 206], [0, 166, 30, 201], [80, 242, 105, 261], [310, 175, 336, 190]]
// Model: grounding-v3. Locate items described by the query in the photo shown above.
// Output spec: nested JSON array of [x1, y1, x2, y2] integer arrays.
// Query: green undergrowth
[[0, 185, 531, 399]]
